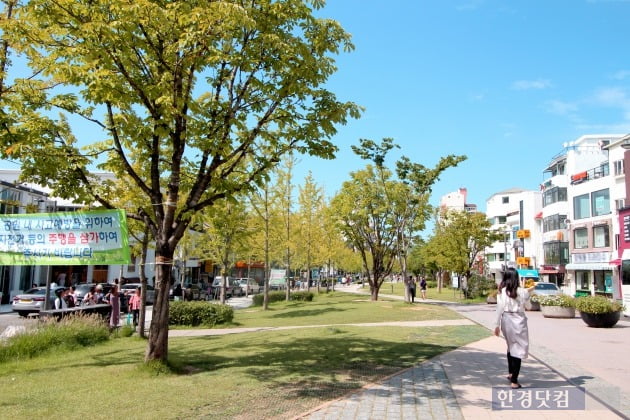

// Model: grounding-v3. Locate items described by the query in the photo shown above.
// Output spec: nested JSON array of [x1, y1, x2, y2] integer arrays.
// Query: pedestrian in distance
[[493, 267, 535, 389], [408, 276, 416, 303], [105, 284, 120, 330], [94, 284, 105, 304], [128, 286, 141, 328], [420, 277, 427, 300], [82, 285, 96, 306], [54, 288, 67, 310]]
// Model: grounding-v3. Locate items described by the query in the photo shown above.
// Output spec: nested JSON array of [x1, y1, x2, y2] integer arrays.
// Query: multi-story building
[[439, 187, 477, 213], [484, 188, 542, 284], [539, 134, 625, 298]]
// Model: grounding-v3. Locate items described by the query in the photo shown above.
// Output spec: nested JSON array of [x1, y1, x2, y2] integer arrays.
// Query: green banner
[[0, 209, 131, 265]]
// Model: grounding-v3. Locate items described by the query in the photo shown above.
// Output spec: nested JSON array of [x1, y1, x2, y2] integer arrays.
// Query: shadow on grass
[[269, 307, 347, 319], [167, 330, 462, 401]]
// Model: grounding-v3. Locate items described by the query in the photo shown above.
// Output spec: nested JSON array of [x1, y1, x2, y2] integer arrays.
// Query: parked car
[[75, 283, 128, 312], [533, 282, 562, 296], [237, 278, 261, 295], [120, 283, 155, 305], [210, 277, 243, 298], [12, 286, 66, 317]]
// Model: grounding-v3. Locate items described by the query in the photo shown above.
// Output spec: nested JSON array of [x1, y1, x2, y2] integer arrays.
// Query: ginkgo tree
[[0, 0, 360, 362]]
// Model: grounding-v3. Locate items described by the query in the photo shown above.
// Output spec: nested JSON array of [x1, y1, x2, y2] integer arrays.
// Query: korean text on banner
[[0, 209, 131, 265]]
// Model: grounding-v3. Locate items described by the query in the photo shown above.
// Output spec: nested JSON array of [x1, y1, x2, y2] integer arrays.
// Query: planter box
[[579, 311, 621, 328], [541, 305, 575, 318]]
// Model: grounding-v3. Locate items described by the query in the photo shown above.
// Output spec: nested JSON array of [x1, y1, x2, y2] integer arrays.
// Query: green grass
[[0, 291, 490, 419], [232, 291, 462, 328], [367, 282, 488, 304]]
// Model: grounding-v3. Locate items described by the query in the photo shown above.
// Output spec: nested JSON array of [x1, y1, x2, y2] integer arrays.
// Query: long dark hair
[[502, 268, 520, 299]]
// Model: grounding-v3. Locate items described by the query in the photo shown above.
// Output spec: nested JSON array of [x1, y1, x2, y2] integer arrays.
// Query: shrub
[[575, 295, 625, 314], [169, 301, 234, 327], [531, 294, 575, 308], [463, 274, 496, 299], [0, 313, 109, 363], [426, 280, 437, 289], [251, 291, 315, 306]]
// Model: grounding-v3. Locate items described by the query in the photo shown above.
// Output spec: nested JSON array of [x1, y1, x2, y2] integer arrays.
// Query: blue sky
[[3, 0, 630, 216], [300, 0, 630, 211]]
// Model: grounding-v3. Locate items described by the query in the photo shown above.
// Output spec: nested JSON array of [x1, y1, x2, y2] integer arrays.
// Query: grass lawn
[[364, 282, 488, 304], [0, 292, 490, 419]]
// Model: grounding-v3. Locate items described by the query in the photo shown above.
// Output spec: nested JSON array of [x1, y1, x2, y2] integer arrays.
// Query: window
[[543, 241, 569, 265], [0, 189, 21, 214], [574, 228, 588, 248], [614, 159, 624, 176], [543, 187, 567, 207], [542, 214, 567, 233], [591, 189, 610, 216], [616, 199, 626, 210], [573, 193, 590, 219], [593, 225, 610, 248], [497, 215, 506, 224], [502, 196, 509, 204], [575, 271, 590, 290]]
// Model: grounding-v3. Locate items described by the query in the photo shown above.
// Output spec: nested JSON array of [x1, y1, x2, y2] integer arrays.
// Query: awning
[[609, 259, 621, 266], [516, 269, 539, 278], [535, 211, 543, 219], [565, 263, 613, 270], [538, 269, 559, 274]]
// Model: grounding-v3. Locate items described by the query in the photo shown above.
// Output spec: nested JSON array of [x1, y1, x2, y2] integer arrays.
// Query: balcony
[[570, 162, 609, 185]]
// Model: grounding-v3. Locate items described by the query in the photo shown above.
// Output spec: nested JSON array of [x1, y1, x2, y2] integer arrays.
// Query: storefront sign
[[0, 209, 130, 265]]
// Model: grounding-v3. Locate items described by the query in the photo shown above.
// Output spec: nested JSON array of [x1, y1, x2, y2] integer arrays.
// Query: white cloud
[[511, 79, 552, 90], [544, 100, 578, 116]]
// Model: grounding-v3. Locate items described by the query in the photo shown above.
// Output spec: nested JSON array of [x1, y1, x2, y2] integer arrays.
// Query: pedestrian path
[[293, 285, 625, 419]]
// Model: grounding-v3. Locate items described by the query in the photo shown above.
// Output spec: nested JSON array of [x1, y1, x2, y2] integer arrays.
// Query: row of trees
[[0, 0, 501, 364]]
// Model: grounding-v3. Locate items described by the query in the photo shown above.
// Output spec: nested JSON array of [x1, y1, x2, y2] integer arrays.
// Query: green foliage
[[251, 291, 314, 306], [169, 301, 234, 327], [575, 295, 625, 314], [426, 280, 437, 289], [531, 294, 575, 308], [423, 210, 499, 276], [0, 314, 109, 363], [462, 274, 496, 299]]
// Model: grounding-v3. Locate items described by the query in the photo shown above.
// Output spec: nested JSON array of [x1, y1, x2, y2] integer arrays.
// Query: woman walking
[[493, 268, 535, 388]]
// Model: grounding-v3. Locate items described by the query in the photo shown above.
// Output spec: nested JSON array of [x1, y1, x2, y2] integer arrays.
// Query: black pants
[[132, 309, 139, 327], [507, 352, 521, 383], [410, 287, 416, 302]]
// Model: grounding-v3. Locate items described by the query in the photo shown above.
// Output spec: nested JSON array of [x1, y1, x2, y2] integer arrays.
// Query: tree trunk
[[145, 252, 173, 362]]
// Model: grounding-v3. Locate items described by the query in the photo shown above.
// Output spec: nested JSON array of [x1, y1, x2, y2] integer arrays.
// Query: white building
[[540, 134, 625, 298], [484, 188, 542, 284], [439, 187, 477, 213]]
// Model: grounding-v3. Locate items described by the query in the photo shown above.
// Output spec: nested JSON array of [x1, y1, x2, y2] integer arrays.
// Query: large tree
[[332, 138, 464, 301], [0, 0, 359, 362], [423, 209, 501, 281]]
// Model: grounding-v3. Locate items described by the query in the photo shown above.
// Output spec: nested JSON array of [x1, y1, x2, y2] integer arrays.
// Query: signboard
[[517, 229, 530, 239], [0, 209, 131, 265], [516, 257, 530, 266]]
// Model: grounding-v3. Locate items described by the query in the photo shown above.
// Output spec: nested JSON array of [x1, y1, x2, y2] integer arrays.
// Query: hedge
[[251, 291, 314, 306], [169, 301, 234, 327]]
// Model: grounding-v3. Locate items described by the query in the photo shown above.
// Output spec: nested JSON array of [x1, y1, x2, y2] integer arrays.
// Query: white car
[[120, 283, 155, 304], [533, 282, 562, 296], [237, 278, 261, 295]]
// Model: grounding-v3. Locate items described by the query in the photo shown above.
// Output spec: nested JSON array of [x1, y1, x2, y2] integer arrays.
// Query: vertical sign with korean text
[[0, 209, 131, 265]]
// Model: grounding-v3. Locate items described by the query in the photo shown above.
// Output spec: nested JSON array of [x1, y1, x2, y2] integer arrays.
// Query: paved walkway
[[295, 285, 627, 419]]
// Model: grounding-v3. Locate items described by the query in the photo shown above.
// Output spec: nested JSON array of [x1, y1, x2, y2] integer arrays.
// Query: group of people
[[53, 283, 143, 331], [407, 276, 427, 303]]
